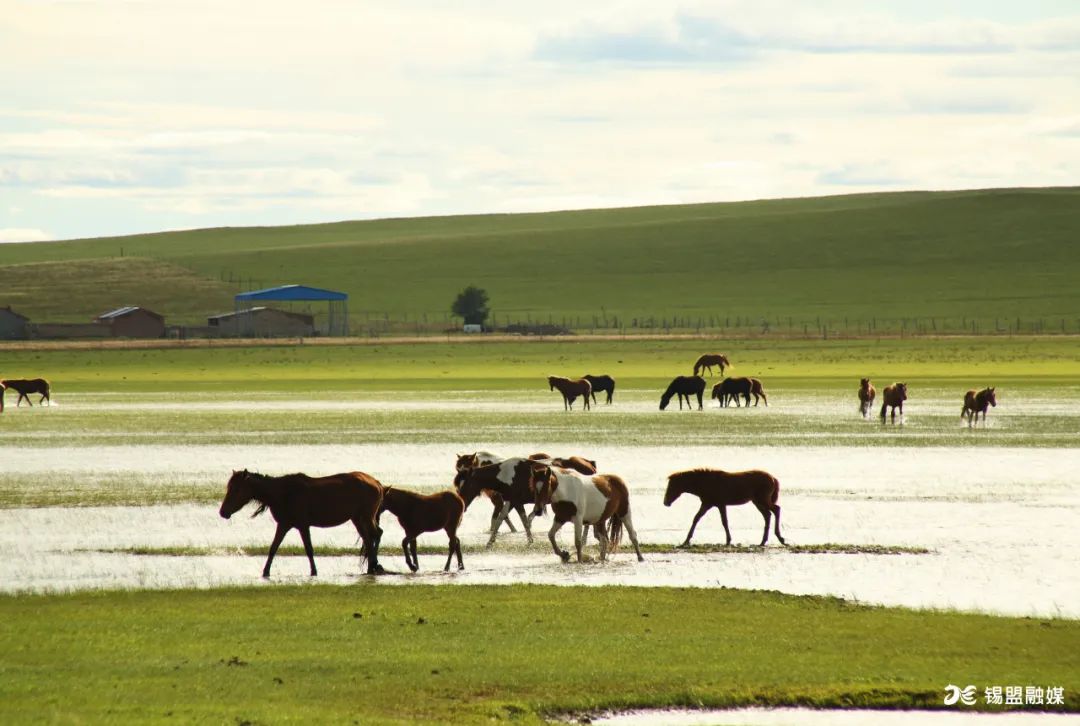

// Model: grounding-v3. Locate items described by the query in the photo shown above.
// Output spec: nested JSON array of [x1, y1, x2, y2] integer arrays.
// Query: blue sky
[[1, 0, 1078, 242]]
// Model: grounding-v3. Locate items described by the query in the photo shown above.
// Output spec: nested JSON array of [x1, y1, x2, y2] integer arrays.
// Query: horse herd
[[218, 451, 787, 578]]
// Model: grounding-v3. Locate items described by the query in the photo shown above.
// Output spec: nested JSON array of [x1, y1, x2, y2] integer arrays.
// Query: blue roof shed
[[234, 285, 348, 336]]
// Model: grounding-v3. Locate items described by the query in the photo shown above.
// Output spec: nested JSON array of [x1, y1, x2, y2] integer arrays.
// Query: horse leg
[[880, 401, 887, 423], [680, 502, 711, 547], [594, 519, 609, 562], [514, 502, 534, 543], [491, 494, 516, 533], [262, 522, 291, 578], [298, 526, 318, 576], [754, 502, 772, 546], [772, 504, 786, 545], [548, 519, 570, 562], [573, 517, 585, 562], [696, 391, 703, 410], [620, 509, 645, 562], [401, 536, 414, 571], [409, 536, 420, 572], [719, 506, 733, 546], [486, 500, 513, 547]]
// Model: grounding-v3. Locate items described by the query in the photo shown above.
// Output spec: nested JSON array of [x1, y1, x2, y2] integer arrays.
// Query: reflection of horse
[[962, 387, 996, 426], [711, 377, 767, 407], [692, 354, 730, 377], [455, 459, 538, 546], [858, 378, 876, 418], [583, 374, 616, 405], [0, 378, 51, 407], [660, 375, 705, 410], [880, 382, 907, 424], [380, 487, 465, 572], [528, 462, 643, 563], [218, 469, 384, 577], [548, 376, 592, 411], [664, 469, 785, 547]]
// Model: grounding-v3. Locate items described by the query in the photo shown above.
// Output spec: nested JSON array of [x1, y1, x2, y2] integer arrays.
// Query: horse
[[858, 378, 876, 418], [660, 375, 705, 411], [380, 487, 465, 572], [218, 469, 384, 577], [528, 462, 644, 563], [0, 378, 51, 407], [962, 387, 997, 426], [880, 382, 908, 424], [548, 376, 592, 411], [711, 377, 767, 407], [455, 450, 517, 534], [663, 469, 785, 547], [455, 458, 539, 546], [583, 374, 616, 405], [692, 354, 730, 377]]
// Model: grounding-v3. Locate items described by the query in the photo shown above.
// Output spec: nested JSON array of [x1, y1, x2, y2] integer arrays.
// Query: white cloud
[[0, 228, 54, 244]]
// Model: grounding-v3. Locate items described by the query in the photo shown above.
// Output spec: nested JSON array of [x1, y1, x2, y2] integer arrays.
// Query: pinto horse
[[858, 378, 876, 418], [219, 469, 384, 577], [880, 382, 908, 424], [0, 378, 51, 407], [660, 375, 705, 410], [455, 450, 518, 534], [528, 462, 643, 563], [664, 469, 785, 547], [455, 458, 539, 546], [962, 387, 997, 426], [583, 374, 616, 405], [548, 376, 592, 411], [380, 487, 465, 572], [692, 354, 730, 377]]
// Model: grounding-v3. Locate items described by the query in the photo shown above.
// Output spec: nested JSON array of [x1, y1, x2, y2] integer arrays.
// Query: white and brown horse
[[858, 378, 876, 418], [693, 354, 730, 377], [455, 458, 540, 546], [664, 468, 785, 547], [548, 376, 592, 411], [962, 387, 996, 426], [880, 382, 907, 424], [528, 462, 644, 563]]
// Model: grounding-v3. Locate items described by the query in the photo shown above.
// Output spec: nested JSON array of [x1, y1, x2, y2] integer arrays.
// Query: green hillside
[[2, 187, 1078, 332]]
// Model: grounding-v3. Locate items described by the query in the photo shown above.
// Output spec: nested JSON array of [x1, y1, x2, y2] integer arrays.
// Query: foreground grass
[[0, 585, 1075, 724]]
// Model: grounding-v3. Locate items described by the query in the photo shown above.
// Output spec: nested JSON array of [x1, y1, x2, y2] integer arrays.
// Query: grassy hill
[[2, 187, 1078, 332]]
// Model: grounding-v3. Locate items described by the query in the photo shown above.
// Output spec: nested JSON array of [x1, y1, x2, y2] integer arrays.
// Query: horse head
[[220, 469, 255, 519], [897, 383, 908, 401], [986, 387, 997, 407], [547, 376, 557, 391], [456, 468, 487, 508], [711, 383, 723, 400], [528, 463, 556, 513], [454, 453, 479, 472], [860, 378, 870, 388], [662, 475, 683, 507]]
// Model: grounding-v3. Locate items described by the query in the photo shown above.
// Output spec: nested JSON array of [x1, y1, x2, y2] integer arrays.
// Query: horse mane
[[668, 468, 726, 481]]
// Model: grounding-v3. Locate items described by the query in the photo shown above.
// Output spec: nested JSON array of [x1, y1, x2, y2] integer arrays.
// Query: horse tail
[[608, 378, 615, 402], [771, 475, 781, 507], [607, 516, 624, 553]]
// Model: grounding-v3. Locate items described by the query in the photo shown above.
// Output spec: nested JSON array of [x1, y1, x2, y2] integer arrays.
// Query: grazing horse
[[455, 458, 539, 546], [880, 382, 908, 424], [528, 463, 644, 563], [858, 378, 876, 418], [583, 374, 616, 405], [664, 469, 785, 547], [548, 376, 592, 411], [0, 378, 51, 407], [218, 469, 384, 577], [380, 487, 465, 572], [962, 387, 997, 426], [692, 354, 730, 377], [660, 375, 705, 411], [711, 377, 767, 407]]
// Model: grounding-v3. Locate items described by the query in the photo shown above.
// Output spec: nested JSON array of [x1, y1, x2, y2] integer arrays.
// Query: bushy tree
[[451, 285, 490, 326]]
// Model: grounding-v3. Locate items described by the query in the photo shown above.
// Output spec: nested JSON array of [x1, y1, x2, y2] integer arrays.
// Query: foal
[[548, 376, 592, 411], [880, 382, 908, 424], [380, 487, 465, 572], [961, 387, 997, 426], [858, 378, 876, 418], [663, 468, 785, 547]]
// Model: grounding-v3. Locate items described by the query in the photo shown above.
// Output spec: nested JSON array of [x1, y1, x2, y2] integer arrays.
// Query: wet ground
[[591, 707, 1080, 725]]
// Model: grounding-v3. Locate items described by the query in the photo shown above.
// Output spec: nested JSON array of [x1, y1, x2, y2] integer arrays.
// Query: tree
[[451, 285, 491, 327]]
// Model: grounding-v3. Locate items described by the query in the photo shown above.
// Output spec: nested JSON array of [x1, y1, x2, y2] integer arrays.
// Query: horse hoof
[[559, 551, 571, 563], [637, 555, 645, 562]]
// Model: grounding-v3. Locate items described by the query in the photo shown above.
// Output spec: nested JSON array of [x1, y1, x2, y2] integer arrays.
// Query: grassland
[[0, 585, 1076, 724], [2, 187, 1078, 330]]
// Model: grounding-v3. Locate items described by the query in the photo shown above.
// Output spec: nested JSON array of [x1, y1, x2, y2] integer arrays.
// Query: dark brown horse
[[858, 378, 876, 418], [583, 374, 616, 405], [664, 469, 785, 547], [548, 375, 592, 411], [693, 354, 730, 377], [711, 377, 767, 407], [962, 387, 997, 426], [880, 382, 908, 424], [218, 469, 384, 577], [0, 378, 51, 407], [380, 487, 465, 572], [455, 458, 538, 546], [660, 375, 705, 410]]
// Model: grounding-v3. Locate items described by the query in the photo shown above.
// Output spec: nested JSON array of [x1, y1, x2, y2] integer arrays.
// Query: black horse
[[660, 375, 705, 411], [583, 374, 616, 405]]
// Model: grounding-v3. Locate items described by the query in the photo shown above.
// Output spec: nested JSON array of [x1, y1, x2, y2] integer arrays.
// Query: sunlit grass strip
[[0, 584, 1075, 724]]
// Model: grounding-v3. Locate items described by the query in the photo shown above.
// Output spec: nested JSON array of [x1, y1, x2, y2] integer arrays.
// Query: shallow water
[[592, 707, 1080, 725], [2, 444, 1077, 616]]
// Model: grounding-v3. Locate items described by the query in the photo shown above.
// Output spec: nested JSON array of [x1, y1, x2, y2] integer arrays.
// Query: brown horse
[[693, 354, 730, 377], [858, 378, 876, 418], [664, 469, 785, 547], [218, 469, 384, 577], [548, 375, 592, 411], [583, 374, 616, 405], [528, 462, 644, 563], [0, 378, 51, 407], [455, 458, 538, 546], [880, 382, 907, 424], [660, 375, 705, 410], [711, 377, 767, 407], [380, 487, 465, 572], [962, 387, 997, 426]]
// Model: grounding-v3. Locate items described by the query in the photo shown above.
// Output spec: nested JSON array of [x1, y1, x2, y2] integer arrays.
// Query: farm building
[[95, 306, 166, 338], [207, 307, 315, 338], [233, 285, 348, 336], [0, 306, 30, 339]]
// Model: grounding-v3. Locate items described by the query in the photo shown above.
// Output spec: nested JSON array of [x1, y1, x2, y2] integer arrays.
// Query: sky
[[1, 0, 1078, 243]]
